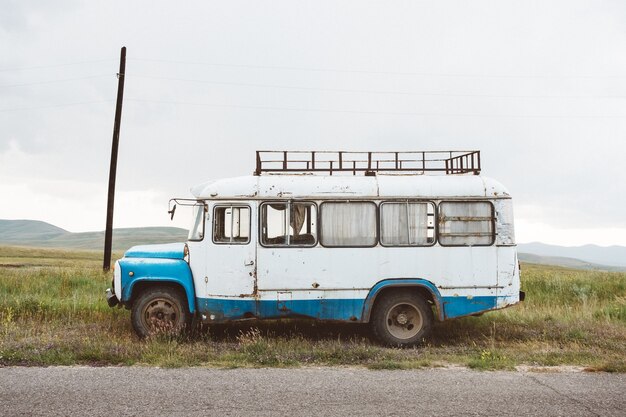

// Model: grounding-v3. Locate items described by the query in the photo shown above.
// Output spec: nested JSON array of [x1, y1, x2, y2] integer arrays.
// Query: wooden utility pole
[[103, 46, 126, 271]]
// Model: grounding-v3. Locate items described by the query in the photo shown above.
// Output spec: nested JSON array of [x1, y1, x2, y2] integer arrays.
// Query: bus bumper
[[106, 288, 119, 307]]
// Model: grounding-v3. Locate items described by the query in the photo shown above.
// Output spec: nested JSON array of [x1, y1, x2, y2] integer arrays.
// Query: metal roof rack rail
[[254, 150, 481, 176]]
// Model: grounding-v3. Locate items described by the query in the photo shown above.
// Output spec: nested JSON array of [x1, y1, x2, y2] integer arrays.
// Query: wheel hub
[[143, 298, 180, 332], [385, 302, 424, 340]]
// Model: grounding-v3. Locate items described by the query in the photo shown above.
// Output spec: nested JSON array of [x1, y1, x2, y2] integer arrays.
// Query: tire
[[131, 286, 190, 338], [371, 291, 433, 347]]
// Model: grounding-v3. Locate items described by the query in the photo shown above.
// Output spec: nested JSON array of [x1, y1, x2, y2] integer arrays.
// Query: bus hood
[[124, 242, 187, 260]]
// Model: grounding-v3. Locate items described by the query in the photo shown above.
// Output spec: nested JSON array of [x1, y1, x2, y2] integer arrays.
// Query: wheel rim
[[141, 297, 182, 334], [385, 302, 423, 340]]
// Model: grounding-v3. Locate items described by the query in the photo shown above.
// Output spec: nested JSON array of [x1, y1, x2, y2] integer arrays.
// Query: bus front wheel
[[131, 286, 190, 338], [371, 291, 433, 347]]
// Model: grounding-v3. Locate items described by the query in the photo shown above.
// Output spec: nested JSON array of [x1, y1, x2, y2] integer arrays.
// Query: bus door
[[205, 202, 257, 297]]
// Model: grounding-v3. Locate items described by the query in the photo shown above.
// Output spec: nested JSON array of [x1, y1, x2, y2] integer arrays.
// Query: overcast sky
[[1, 0, 625, 246]]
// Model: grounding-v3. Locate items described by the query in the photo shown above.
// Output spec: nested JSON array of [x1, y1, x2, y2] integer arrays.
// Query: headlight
[[184, 244, 190, 263]]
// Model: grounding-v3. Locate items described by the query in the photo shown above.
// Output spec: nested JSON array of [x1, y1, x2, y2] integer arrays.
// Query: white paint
[[188, 173, 521, 313], [256, 245, 499, 299], [192, 174, 510, 200], [113, 260, 122, 298]]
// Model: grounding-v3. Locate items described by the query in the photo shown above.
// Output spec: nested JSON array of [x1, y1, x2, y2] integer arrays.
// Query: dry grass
[[1, 246, 624, 371]]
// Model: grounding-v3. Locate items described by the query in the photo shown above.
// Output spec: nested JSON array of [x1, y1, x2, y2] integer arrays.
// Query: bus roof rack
[[254, 150, 481, 176]]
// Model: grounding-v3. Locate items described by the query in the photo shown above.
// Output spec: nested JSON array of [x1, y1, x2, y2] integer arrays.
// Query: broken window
[[213, 205, 250, 244], [320, 202, 377, 247], [438, 201, 494, 246], [380, 202, 435, 246], [260, 202, 317, 246]]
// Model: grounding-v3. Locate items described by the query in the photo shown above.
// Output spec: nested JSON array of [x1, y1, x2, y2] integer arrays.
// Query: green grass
[[1, 246, 625, 371]]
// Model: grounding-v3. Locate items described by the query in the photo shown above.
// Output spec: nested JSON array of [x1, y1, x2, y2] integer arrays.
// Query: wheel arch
[[128, 280, 195, 314], [362, 279, 444, 323], [118, 258, 196, 314]]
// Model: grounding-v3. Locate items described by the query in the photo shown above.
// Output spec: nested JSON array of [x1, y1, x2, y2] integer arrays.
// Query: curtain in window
[[290, 204, 307, 235], [408, 203, 429, 244], [381, 203, 406, 245], [320, 202, 376, 246], [381, 203, 429, 245]]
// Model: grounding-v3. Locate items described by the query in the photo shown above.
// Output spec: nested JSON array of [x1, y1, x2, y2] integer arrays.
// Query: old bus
[[106, 151, 523, 346]]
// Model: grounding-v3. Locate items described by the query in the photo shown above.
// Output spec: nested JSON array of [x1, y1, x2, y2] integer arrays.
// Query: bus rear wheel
[[131, 286, 190, 338], [371, 291, 433, 347]]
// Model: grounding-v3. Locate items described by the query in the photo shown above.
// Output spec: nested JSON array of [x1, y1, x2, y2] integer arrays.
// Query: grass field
[[1, 245, 625, 371]]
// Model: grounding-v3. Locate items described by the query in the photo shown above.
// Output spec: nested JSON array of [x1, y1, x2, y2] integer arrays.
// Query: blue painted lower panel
[[196, 295, 502, 322], [442, 296, 499, 319], [196, 297, 365, 321]]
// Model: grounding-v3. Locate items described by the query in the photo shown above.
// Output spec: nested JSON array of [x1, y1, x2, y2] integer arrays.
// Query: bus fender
[[362, 279, 444, 322], [118, 258, 196, 314]]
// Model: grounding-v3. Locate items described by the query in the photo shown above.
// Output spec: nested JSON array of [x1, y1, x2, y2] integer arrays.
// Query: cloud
[[0, 0, 78, 34], [0, 174, 181, 232], [1, 1, 626, 244], [516, 218, 626, 247]]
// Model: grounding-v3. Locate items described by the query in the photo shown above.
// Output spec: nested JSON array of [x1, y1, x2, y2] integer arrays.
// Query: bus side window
[[380, 202, 435, 246], [213, 205, 250, 244], [438, 201, 494, 246], [260, 202, 317, 247], [319, 201, 377, 247]]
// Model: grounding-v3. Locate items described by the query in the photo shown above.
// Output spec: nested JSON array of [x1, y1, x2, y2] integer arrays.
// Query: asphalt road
[[0, 367, 624, 416]]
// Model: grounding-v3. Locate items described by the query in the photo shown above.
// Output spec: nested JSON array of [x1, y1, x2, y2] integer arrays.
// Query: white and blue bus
[[106, 151, 523, 346]]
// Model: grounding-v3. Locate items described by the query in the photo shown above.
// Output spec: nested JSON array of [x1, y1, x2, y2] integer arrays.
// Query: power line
[[3, 96, 622, 117], [125, 98, 626, 119], [129, 74, 626, 100], [129, 57, 626, 79], [0, 74, 113, 89], [0, 59, 116, 72], [0, 99, 114, 112]]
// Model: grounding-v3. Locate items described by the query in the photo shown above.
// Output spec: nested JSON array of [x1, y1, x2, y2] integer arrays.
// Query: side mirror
[[168, 204, 177, 220]]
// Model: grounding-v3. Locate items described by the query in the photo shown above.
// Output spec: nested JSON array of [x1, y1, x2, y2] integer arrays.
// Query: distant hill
[[518, 242, 626, 268], [517, 253, 626, 272], [0, 219, 188, 251], [0, 219, 68, 244]]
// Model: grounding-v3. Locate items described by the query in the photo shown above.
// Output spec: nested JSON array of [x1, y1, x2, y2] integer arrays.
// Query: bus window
[[188, 203, 206, 241], [260, 202, 317, 246], [213, 205, 250, 244], [320, 201, 377, 247], [438, 201, 494, 246], [380, 202, 435, 246]]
